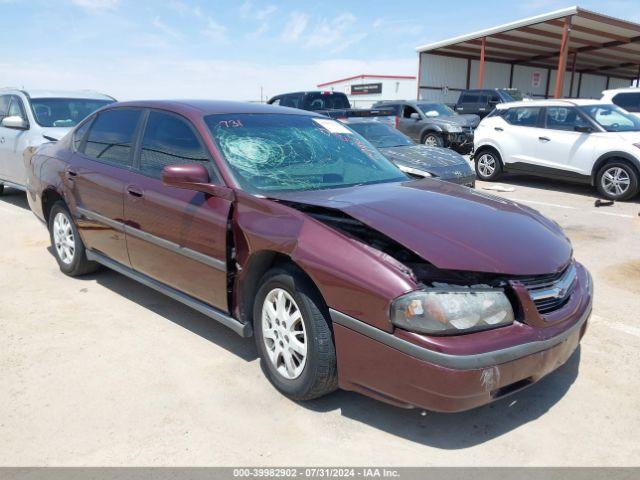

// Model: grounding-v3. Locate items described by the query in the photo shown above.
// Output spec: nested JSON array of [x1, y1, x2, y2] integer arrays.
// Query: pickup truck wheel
[[423, 133, 444, 148], [48, 202, 99, 276], [475, 149, 503, 181], [596, 162, 639, 201], [254, 267, 338, 401]]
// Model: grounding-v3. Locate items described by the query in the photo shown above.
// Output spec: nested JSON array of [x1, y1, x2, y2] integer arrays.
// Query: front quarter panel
[[232, 192, 417, 332]]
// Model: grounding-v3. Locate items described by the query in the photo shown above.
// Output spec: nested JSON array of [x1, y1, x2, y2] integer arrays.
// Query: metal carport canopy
[[415, 6, 640, 98]]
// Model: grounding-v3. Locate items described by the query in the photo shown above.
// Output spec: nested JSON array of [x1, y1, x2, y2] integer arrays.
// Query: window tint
[[403, 105, 419, 118], [504, 107, 541, 127], [545, 107, 590, 131], [612, 92, 640, 113], [279, 94, 301, 108], [460, 94, 479, 103], [8, 97, 25, 118], [140, 111, 210, 178], [302, 93, 350, 110], [73, 119, 93, 151], [0, 95, 9, 118], [84, 109, 141, 166]]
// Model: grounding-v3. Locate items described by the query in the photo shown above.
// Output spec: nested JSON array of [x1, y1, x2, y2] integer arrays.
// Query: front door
[[69, 108, 143, 267], [0, 95, 29, 185], [398, 105, 423, 141], [124, 110, 231, 311]]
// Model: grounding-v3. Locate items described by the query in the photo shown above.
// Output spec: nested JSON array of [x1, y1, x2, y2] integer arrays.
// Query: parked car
[[372, 100, 478, 152], [601, 87, 640, 119], [28, 100, 591, 413], [473, 99, 640, 200], [454, 88, 528, 118], [0, 88, 114, 194], [342, 119, 475, 187]]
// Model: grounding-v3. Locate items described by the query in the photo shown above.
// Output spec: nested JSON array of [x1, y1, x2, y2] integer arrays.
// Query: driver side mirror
[[425, 110, 439, 118], [161, 164, 234, 201], [1, 115, 28, 130], [574, 125, 593, 133], [410, 112, 421, 120]]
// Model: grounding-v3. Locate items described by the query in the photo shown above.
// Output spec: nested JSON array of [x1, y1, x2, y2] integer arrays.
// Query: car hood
[[379, 145, 473, 179], [269, 180, 572, 276], [429, 114, 480, 128], [39, 126, 73, 142]]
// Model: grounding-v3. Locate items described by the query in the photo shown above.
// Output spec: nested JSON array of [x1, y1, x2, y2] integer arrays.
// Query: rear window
[[302, 92, 351, 110], [459, 93, 479, 104], [83, 109, 141, 166], [612, 92, 640, 113], [504, 107, 541, 127]]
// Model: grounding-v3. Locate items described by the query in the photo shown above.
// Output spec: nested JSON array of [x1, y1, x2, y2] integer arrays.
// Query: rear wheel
[[475, 149, 503, 181], [254, 266, 338, 401], [423, 132, 444, 148], [48, 201, 99, 276], [596, 162, 639, 201]]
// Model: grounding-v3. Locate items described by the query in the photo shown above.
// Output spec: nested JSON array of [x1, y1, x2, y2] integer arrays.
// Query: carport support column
[[477, 37, 486, 88], [553, 16, 572, 98]]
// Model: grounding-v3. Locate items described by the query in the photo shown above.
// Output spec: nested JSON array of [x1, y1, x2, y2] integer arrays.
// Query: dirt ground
[[1, 175, 639, 466]]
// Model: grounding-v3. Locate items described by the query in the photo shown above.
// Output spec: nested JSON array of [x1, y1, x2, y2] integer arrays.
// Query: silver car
[[0, 88, 114, 194]]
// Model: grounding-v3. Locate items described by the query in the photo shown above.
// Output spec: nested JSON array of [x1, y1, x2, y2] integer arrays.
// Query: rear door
[[124, 109, 230, 311], [498, 106, 545, 167], [69, 108, 143, 267]]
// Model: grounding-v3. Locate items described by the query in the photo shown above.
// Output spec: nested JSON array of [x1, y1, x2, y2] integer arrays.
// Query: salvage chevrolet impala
[[26, 100, 592, 412]]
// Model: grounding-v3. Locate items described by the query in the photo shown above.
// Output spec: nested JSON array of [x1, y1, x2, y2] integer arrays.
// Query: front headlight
[[391, 287, 514, 335], [446, 125, 462, 133]]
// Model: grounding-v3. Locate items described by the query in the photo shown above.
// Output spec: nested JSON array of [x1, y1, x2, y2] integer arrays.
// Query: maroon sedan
[[26, 100, 592, 412]]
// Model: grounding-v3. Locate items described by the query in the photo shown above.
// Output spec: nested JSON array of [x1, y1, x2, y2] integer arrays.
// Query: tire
[[48, 201, 99, 276], [253, 266, 338, 401], [422, 132, 444, 148], [596, 161, 639, 201], [475, 148, 503, 181], [0, 183, 4, 195]]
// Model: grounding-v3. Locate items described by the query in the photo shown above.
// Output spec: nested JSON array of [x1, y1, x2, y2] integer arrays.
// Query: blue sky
[[0, 0, 638, 100]]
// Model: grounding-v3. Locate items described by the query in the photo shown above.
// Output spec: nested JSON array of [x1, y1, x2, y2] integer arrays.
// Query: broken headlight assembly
[[390, 286, 514, 335]]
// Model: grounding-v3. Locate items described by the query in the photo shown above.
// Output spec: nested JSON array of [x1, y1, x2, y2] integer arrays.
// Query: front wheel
[[596, 162, 639, 201], [475, 149, 503, 181], [48, 201, 99, 276], [254, 267, 338, 401], [423, 133, 444, 148]]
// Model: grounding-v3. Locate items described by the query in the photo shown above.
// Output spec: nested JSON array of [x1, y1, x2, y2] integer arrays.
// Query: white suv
[[473, 99, 640, 200], [0, 89, 114, 194], [601, 87, 640, 119]]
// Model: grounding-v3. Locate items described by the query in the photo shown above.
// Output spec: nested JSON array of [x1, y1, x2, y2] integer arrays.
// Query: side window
[[0, 95, 10, 120], [403, 105, 419, 118], [8, 97, 26, 119], [139, 111, 211, 179], [504, 107, 541, 127], [478, 94, 489, 105], [84, 109, 141, 166], [73, 119, 93, 151], [490, 93, 501, 103], [270, 98, 281, 106], [545, 107, 589, 131], [612, 93, 640, 113], [279, 94, 300, 108]]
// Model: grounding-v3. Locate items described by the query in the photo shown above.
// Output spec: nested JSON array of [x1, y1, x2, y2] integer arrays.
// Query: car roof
[[602, 87, 640, 96], [495, 98, 606, 109], [107, 99, 323, 117], [0, 88, 114, 100]]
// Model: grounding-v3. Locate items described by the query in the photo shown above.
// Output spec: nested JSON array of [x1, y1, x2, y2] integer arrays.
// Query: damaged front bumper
[[330, 263, 592, 413]]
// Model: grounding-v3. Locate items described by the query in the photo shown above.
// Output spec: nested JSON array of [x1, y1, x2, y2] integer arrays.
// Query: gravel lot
[[1, 175, 639, 466]]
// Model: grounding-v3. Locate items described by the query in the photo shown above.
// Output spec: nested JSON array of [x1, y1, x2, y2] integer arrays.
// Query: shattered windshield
[[206, 114, 406, 193]]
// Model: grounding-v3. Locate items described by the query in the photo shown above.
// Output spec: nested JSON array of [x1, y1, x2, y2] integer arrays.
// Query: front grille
[[515, 264, 577, 314]]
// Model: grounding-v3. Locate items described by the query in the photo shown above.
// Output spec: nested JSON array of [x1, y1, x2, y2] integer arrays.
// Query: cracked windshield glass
[[206, 114, 406, 193]]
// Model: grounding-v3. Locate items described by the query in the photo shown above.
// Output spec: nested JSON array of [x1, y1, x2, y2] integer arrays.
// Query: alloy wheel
[[601, 167, 630, 197], [261, 288, 307, 380], [478, 153, 496, 177], [53, 212, 75, 265], [424, 135, 439, 147]]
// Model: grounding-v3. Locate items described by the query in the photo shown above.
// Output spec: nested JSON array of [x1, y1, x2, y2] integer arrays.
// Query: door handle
[[126, 186, 143, 198], [494, 127, 504, 132], [539, 136, 551, 142]]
